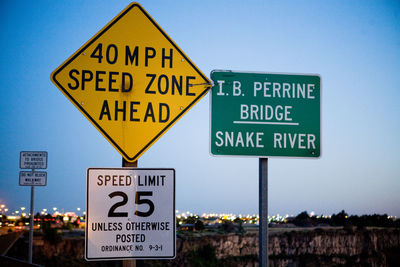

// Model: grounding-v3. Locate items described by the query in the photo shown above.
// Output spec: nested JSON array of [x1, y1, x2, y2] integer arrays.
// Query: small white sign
[[20, 151, 48, 169], [19, 171, 47, 186], [86, 168, 175, 260]]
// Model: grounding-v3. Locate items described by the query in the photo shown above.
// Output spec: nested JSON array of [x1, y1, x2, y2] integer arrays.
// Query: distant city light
[[1, 202, 398, 228]]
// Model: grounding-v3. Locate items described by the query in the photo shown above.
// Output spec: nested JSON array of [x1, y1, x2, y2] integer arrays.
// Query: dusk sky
[[1, 0, 399, 217]]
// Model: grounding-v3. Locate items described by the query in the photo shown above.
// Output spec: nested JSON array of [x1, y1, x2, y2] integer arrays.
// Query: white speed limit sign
[[85, 168, 175, 260]]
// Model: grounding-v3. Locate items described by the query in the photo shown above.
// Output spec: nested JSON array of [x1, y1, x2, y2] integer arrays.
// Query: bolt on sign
[[86, 168, 175, 260], [51, 2, 211, 162], [210, 71, 321, 157]]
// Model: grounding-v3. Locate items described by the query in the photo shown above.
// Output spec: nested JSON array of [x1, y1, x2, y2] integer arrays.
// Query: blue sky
[[1, 0, 399, 217]]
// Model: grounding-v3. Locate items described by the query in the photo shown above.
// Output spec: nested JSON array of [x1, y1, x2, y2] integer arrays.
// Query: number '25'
[[108, 191, 155, 217]]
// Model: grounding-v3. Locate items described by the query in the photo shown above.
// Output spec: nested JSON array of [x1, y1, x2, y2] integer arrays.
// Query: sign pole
[[259, 158, 268, 267], [122, 158, 137, 267], [28, 174, 35, 264], [122, 158, 137, 168], [20, 152, 47, 264]]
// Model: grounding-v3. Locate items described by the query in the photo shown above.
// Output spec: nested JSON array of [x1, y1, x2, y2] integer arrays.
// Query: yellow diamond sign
[[51, 2, 211, 162]]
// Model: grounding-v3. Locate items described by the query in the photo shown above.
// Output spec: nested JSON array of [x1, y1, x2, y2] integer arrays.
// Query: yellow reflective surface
[[51, 3, 211, 162]]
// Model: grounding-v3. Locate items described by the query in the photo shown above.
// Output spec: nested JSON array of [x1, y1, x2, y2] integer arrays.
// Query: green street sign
[[210, 70, 321, 158]]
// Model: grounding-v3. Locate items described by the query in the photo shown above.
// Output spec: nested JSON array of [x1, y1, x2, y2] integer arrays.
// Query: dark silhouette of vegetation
[[218, 220, 244, 234], [42, 221, 62, 244], [331, 210, 348, 226], [292, 211, 312, 227], [289, 210, 400, 228], [183, 216, 196, 224], [221, 220, 235, 233], [194, 220, 205, 231]]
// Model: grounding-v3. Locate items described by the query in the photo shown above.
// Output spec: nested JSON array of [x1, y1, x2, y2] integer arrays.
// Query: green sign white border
[[209, 69, 322, 159]]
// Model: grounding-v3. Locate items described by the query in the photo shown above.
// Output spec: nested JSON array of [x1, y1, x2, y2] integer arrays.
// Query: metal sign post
[[29, 182, 35, 264], [19, 151, 48, 264], [123, 158, 137, 267], [259, 158, 268, 266]]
